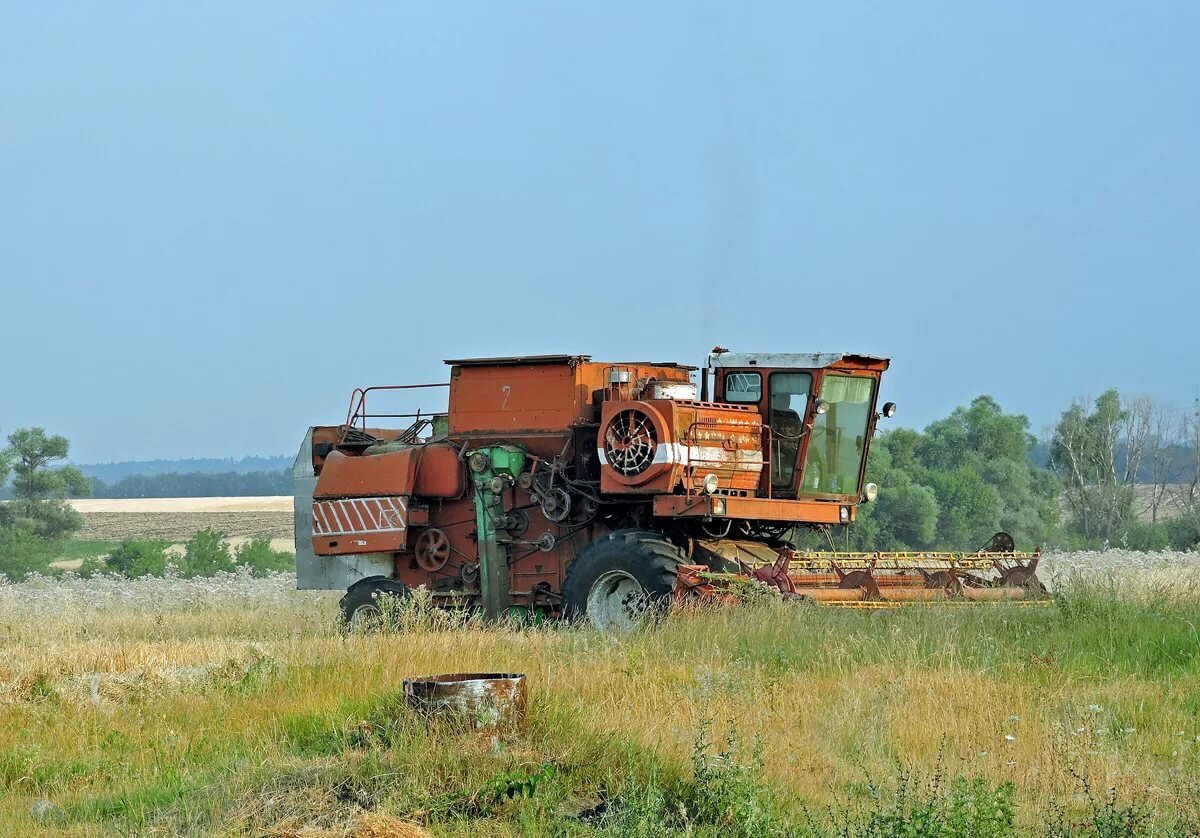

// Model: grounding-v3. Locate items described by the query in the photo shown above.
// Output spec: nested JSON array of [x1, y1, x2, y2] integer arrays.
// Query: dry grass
[[1, 553, 1199, 835]]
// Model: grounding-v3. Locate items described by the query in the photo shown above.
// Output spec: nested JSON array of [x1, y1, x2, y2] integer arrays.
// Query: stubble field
[[3, 502, 1200, 836]]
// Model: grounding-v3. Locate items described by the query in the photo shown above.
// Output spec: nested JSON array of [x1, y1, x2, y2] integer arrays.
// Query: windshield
[[801, 374, 875, 495]]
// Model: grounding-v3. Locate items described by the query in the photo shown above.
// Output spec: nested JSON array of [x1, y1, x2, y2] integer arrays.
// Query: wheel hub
[[586, 570, 650, 630]]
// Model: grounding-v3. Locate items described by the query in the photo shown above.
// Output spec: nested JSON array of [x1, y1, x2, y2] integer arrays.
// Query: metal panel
[[709, 352, 888, 369], [293, 428, 395, 591]]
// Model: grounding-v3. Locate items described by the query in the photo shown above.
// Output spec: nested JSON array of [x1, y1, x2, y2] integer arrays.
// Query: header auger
[[292, 350, 1048, 630]]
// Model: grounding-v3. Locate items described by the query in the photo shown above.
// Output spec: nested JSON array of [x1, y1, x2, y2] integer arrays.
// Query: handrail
[[341, 383, 450, 441]]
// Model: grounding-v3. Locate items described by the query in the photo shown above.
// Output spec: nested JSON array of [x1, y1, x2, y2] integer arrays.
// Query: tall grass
[[1, 560, 1199, 835]]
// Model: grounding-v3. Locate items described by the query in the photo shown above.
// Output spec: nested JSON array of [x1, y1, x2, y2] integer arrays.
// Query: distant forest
[[0, 456, 292, 500], [88, 469, 291, 498], [79, 456, 291, 484]]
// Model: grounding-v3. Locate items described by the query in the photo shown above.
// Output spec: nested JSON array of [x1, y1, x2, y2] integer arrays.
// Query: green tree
[[234, 537, 296, 576], [180, 529, 235, 577], [1, 428, 91, 540], [1049, 390, 1136, 542], [873, 483, 940, 548], [0, 527, 54, 582], [926, 468, 1001, 548], [105, 540, 169, 578], [852, 396, 1058, 550]]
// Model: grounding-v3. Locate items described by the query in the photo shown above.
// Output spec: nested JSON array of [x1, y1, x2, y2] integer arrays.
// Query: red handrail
[[341, 383, 450, 439]]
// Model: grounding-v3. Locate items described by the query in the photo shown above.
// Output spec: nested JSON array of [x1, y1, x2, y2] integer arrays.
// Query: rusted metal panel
[[312, 495, 410, 556], [403, 673, 527, 731], [448, 363, 584, 434], [653, 494, 852, 524], [315, 449, 419, 499], [447, 360, 694, 435], [412, 443, 465, 498]]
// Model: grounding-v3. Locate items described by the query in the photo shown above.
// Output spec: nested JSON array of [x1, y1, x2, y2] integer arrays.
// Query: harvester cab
[[293, 349, 1046, 630]]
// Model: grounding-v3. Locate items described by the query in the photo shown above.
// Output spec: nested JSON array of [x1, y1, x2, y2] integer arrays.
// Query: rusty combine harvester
[[293, 351, 1046, 629]]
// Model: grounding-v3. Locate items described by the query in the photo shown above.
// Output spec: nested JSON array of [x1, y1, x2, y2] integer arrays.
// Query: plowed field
[[70, 497, 294, 542]]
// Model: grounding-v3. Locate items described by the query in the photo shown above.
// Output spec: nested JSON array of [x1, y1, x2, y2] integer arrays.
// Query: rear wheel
[[340, 576, 411, 632], [563, 530, 684, 630]]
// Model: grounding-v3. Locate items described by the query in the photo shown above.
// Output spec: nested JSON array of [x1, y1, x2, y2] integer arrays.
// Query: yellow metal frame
[[823, 599, 1053, 609], [769, 550, 1040, 573]]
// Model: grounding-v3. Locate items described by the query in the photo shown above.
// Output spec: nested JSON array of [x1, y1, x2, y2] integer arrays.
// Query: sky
[[1, 3, 1197, 463]]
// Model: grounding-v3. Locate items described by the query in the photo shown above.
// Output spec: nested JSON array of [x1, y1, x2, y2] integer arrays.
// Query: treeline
[[90, 469, 291, 498], [78, 455, 291, 484], [848, 396, 1060, 552], [848, 390, 1200, 552]]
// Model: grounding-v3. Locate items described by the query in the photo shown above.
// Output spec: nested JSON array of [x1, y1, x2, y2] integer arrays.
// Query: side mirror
[[814, 399, 830, 416], [881, 402, 897, 418]]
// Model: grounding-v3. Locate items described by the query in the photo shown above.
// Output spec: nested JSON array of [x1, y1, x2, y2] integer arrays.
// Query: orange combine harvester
[[293, 350, 1046, 629]]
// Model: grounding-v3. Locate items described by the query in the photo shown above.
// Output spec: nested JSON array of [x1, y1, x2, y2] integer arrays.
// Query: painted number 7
[[501, 385, 511, 409]]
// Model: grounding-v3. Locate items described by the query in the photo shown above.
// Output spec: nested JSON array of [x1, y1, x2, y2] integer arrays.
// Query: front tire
[[340, 576, 411, 632], [562, 530, 684, 630]]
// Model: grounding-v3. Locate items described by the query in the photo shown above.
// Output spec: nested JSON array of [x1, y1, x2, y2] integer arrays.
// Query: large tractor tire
[[563, 530, 685, 630], [339, 576, 411, 632]]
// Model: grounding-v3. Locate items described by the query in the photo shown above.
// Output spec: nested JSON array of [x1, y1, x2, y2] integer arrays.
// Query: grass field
[[3, 550, 1200, 836]]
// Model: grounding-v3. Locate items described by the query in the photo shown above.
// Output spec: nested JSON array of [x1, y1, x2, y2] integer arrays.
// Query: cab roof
[[709, 352, 889, 369]]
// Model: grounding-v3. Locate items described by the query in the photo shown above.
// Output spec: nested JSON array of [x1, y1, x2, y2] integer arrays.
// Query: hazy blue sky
[[2, 3, 1197, 463]]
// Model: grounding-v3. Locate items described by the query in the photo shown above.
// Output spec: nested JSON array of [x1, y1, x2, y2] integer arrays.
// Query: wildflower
[[1086, 704, 1103, 713], [1004, 734, 1016, 742]]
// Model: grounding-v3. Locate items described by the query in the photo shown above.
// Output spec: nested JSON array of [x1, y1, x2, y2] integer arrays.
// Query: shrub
[[180, 529, 234, 577], [0, 527, 54, 581], [77, 556, 106, 578], [1165, 511, 1200, 551], [104, 540, 169, 578], [682, 723, 785, 837], [234, 537, 295, 576], [598, 721, 787, 838], [1119, 521, 1171, 552], [839, 762, 1016, 838]]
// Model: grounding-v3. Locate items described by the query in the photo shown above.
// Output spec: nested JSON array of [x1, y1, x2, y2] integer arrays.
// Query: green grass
[[52, 539, 121, 561], [2, 575, 1200, 835]]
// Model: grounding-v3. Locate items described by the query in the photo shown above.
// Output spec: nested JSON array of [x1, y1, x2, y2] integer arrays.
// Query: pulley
[[414, 528, 451, 572]]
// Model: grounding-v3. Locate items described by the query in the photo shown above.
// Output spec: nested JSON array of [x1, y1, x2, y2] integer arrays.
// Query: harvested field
[[70, 497, 294, 542], [2, 551, 1199, 835]]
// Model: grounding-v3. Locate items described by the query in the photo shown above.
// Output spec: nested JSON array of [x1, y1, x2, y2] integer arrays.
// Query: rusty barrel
[[403, 672, 527, 731]]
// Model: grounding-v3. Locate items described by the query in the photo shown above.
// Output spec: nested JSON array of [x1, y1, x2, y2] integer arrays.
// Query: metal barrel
[[403, 672, 527, 731]]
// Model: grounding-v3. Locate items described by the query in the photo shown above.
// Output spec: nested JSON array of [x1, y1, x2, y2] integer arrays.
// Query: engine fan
[[603, 408, 659, 476]]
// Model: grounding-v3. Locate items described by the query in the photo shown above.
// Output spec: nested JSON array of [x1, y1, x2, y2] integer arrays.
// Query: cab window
[[723, 372, 762, 403]]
